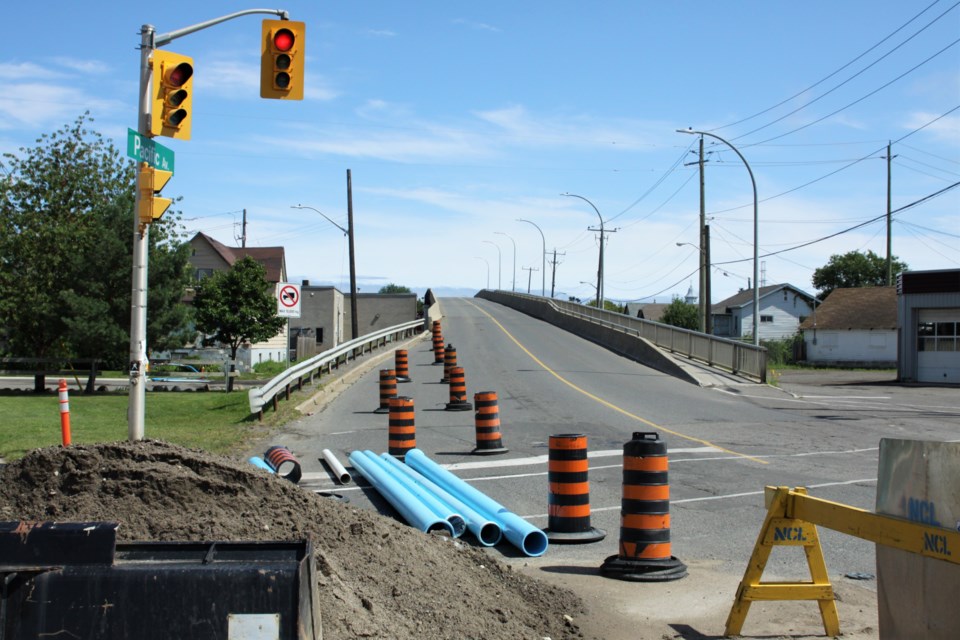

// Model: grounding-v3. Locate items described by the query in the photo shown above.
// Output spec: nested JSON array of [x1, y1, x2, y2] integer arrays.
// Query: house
[[288, 283, 418, 358], [187, 232, 288, 369], [624, 302, 669, 323], [897, 269, 960, 383], [799, 287, 897, 367], [711, 284, 815, 341]]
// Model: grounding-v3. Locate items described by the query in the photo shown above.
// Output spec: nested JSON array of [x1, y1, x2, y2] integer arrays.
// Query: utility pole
[[883, 141, 897, 286], [587, 226, 617, 307], [522, 266, 539, 294], [704, 224, 712, 334], [548, 248, 565, 298], [241, 208, 247, 247], [346, 169, 359, 340]]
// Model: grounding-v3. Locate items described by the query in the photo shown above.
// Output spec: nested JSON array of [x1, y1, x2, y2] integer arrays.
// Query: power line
[[712, 0, 954, 132], [713, 180, 960, 266]]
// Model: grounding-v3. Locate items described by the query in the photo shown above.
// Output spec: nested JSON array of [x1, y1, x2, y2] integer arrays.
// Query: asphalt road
[[252, 297, 960, 638]]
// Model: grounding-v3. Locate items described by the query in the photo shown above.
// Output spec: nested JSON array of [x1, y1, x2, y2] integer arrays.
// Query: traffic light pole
[[128, 8, 292, 441]]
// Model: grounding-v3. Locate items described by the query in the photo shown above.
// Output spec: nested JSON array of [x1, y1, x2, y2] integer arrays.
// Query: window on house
[[194, 268, 214, 280], [760, 315, 774, 323]]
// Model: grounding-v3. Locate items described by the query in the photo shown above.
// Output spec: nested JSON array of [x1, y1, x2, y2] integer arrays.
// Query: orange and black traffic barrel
[[471, 391, 508, 455], [395, 349, 411, 383], [600, 432, 686, 581], [374, 368, 397, 414], [432, 321, 444, 364], [441, 344, 457, 383], [388, 396, 416, 459], [445, 366, 472, 411], [542, 434, 605, 543]]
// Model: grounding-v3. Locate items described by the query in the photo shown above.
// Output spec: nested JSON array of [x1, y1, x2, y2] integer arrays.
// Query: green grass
[[0, 387, 304, 462]]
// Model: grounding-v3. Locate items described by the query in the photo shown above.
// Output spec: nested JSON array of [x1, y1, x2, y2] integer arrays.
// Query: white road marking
[[442, 446, 720, 471], [523, 477, 878, 519]]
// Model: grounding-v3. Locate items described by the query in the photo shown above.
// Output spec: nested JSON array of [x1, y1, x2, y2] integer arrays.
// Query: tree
[[812, 250, 907, 300], [378, 283, 412, 294], [192, 256, 285, 391], [0, 113, 193, 368], [660, 298, 699, 330]]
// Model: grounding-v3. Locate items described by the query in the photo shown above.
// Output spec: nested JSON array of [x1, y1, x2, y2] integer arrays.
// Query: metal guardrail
[[248, 319, 423, 418], [478, 291, 766, 383]]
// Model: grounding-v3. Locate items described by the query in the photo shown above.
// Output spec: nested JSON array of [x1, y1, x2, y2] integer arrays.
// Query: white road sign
[[277, 283, 301, 318]]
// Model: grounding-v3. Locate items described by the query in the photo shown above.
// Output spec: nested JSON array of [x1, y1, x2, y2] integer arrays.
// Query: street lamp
[[517, 218, 546, 297], [579, 281, 599, 306], [494, 231, 517, 292], [677, 129, 758, 346], [292, 203, 359, 341], [474, 256, 490, 289], [562, 193, 605, 309], [482, 240, 502, 289]]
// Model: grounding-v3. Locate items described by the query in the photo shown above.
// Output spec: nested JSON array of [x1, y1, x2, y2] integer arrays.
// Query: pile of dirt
[[0, 440, 586, 639]]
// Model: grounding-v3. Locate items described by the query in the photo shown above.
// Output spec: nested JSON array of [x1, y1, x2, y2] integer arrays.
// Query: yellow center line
[[465, 299, 767, 465]]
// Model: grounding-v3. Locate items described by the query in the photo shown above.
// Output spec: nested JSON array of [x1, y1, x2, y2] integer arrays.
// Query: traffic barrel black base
[[599, 554, 688, 582]]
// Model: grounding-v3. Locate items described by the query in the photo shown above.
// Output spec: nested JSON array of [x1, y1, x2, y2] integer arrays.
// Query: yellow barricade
[[725, 486, 960, 637]]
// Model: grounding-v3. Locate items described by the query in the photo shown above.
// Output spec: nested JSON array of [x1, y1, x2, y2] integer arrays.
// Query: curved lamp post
[[482, 240, 502, 289], [292, 204, 358, 341], [517, 218, 546, 297], [562, 192, 605, 309], [474, 256, 490, 289], [676, 129, 758, 346], [494, 231, 517, 292]]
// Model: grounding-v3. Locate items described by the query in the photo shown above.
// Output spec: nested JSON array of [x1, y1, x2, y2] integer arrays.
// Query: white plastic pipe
[[321, 448, 352, 484]]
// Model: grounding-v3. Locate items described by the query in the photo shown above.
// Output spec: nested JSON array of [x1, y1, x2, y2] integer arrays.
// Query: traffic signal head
[[137, 162, 174, 228], [150, 49, 194, 140], [261, 19, 305, 100]]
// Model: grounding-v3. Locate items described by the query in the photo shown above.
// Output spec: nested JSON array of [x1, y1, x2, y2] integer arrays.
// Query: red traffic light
[[166, 62, 193, 87], [273, 28, 295, 52]]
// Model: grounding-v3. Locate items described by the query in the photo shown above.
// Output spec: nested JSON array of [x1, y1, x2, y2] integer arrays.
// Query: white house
[[799, 287, 897, 367], [711, 284, 815, 341]]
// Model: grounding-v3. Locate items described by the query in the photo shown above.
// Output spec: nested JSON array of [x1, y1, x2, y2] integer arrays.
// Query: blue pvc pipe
[[379, 453, 501, 546], [248, 456, 275, 473], [370, 451, 466, 538], [405, 448, 548, 557], [348, 451, 455, 537]]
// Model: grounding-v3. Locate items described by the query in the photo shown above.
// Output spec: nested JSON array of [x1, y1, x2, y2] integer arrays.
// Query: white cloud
[[0, 62, 62, 80], [0, 83, 122, 130], [904, 111, 960, 144]]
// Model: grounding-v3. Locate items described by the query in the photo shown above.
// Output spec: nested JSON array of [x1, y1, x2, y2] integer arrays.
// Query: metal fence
[[478, 291, 766, 383], [248, 319, 423, 419]]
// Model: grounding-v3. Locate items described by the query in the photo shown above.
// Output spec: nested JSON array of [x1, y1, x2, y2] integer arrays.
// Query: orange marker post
[[58, 378, 72, 446]]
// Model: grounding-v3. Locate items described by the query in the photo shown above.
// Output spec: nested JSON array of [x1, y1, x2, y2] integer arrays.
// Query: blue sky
[[2, 1, 958, 303]]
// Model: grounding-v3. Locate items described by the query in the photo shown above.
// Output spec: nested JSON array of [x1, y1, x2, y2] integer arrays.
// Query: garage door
[[917, 309, 960, 383]]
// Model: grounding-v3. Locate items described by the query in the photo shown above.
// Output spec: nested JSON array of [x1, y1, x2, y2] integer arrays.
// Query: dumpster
[[0, 521, 321, 639]]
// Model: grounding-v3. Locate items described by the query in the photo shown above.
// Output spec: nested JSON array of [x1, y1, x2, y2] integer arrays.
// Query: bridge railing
[[248, 319, 423, 419], [478, 291, 765, 383]]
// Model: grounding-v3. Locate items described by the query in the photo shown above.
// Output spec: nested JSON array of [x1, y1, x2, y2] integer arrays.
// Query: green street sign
[[127, 129, 175, 172]]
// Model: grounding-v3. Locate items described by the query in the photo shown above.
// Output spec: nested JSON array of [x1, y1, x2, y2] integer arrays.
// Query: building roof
[[191, 232, 286, 283], [712, 283, 814, 313], [799, 286, 897, 331], [625, 302, 669, 322]]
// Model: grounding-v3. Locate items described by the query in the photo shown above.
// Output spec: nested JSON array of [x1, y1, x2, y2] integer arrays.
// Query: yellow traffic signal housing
[[150, 49, 194, 140], [261, 19, 305, 100], [137, 162, 173, 227]]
